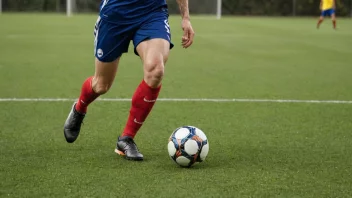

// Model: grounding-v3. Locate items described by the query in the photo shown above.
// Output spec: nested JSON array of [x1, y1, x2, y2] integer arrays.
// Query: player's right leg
[[317, 15, 324, 29], [63, 58, 119, 143], [64, 17, 130, 143]]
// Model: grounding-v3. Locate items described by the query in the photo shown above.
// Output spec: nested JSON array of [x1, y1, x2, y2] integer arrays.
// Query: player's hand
[[181, 19, 195, 48]]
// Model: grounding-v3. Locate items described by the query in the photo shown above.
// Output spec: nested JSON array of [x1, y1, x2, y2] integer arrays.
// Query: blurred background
[[1, 0, 352, 17]]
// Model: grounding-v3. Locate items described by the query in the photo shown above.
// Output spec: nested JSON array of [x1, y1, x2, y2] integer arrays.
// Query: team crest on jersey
[[97, 49, 104, 58]]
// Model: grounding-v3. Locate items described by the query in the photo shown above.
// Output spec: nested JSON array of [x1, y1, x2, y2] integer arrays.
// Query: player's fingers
[[184, 30, 194, 48], [182, 35, 188, 42], [182, 29, 189, 42], [182, 39, 188, 48], [184, 40, 192, 48], [182, 36, 188, 44], [188, 30, 195, 46], [181, 30, 189, 47]]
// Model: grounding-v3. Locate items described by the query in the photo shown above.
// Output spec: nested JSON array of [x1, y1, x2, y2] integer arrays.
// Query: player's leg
[[123, 38, 170, 133], [331, 12, 337, 29], [64, 17, 130, 143], [317, 12, 325, 29], [115, 9, 173, 160], [76, 59, 119, 113], [115, 39, 170, 160], [64, 59, 119, 143]]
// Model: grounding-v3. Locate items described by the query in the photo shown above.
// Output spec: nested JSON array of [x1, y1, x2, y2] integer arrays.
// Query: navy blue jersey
[[99, 0, 168, 24]]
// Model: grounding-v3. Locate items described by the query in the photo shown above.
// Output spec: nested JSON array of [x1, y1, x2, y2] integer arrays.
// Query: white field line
[[0, 98, 351, 104]]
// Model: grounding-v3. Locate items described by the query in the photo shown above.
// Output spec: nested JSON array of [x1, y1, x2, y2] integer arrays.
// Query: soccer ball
[[167, 126, 209, 167]]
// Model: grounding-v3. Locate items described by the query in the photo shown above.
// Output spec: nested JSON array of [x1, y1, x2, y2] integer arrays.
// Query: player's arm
[[319, 0, 323, 10], [333, 0, 336, 9], [176, 0, 195, 48]]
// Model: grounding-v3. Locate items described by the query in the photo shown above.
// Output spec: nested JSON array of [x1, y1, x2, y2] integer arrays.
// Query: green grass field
[[1, 14, 352, 197]]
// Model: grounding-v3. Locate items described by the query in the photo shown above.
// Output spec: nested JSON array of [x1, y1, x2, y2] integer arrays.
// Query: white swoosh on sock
[[143, 98, 156, 103], [134, 118, 143, 125]]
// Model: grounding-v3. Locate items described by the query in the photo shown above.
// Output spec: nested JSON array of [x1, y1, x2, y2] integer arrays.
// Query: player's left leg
[[116, 39, 170, 161], [317, 15, 324, 29], [124, 38, 170, 133]]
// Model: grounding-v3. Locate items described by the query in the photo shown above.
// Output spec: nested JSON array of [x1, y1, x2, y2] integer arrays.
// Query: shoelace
[[71, 111, 85, 128], [124, 138, 139, 151]]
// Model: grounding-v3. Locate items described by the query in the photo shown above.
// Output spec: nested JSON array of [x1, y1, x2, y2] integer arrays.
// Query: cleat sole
[[114, 149, 143, 161], [115, 149, 125, 156]]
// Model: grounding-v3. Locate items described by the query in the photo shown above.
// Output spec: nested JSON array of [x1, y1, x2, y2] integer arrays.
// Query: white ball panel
[[195, 128, 207, 140], [200, 144, 209, 161], [174, 128, 190, 139], [176, 156, 191, 167], [184, 139, 199, 155], [167, 141, 176, 157]]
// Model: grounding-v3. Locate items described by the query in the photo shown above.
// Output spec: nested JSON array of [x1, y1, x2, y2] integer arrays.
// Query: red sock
[[332, 20, 336, 29], [122, 80, 161, 138], [75, 76, 100, 114]]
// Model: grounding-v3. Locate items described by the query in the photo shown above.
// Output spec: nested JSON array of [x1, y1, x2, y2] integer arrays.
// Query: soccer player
[[63, 0, 195, 161], [317, 0, 337, 29]]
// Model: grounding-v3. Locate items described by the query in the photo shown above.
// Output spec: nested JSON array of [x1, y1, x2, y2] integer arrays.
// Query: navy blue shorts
[[94, 9, 174, 62], [321, 9, 335, 17]]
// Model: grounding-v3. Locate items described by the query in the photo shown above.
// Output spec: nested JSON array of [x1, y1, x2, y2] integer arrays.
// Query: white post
[[67, 0, 72, 17], [216, 0, 222, 19], [0, 0, 2, 14]]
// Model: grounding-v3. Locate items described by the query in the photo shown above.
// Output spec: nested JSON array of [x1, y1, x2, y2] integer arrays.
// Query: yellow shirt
[[322, 0, 334, 11]]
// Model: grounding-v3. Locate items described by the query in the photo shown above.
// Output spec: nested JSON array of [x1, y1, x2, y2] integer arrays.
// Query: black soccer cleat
[[115, 136, 144, 161], [63, 102, 85, 143]]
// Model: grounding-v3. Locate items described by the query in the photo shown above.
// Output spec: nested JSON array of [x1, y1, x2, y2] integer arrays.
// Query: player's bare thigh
[[136, 38, 170, 88], [331, 13, 336, 20], [92, 57, 120, 94]]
